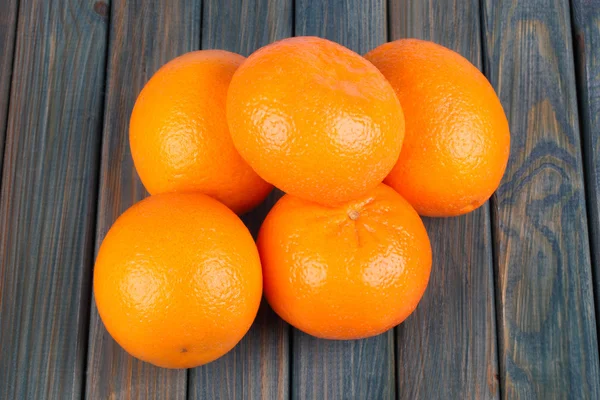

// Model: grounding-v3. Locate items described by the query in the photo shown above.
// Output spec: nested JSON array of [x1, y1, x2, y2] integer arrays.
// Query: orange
[[129, 50, 272, 214], [365, 39, 510, 217], [258, 184, 431, 340], [226, 36, 405, 206], [93, 193, 262, 368]]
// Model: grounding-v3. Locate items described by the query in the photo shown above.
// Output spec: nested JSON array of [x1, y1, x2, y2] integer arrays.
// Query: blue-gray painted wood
[[0, 0, 18, 175], [293, 1, 395, 399], [85, 1, 200, 399], [293, 332, 395, 400], [188, 1, 292, 398], [572, 0, 600, 342], [481, 1, 600, 398], [389, 1, 500, 398], [296, 0, 387, 54], [0, 1, 108, 398]]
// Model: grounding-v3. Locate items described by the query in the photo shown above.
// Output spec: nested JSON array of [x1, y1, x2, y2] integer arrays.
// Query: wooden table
[[0, 1, 599, 399]]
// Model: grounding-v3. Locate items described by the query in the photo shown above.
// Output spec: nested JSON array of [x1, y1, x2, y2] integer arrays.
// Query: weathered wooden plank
[[0, 0, 18, 171], [85, 1, 200, 399], [0, 1, 108, 398], [481, 1, 600, 397], [292, 2, 395, 399], [200, 0, 293, 57], [572, 0, 600, 340], [295, 0, 387, 53], [188, 1, 292, 398], [389, 1, 499, 398], [190, 300, 290, 399]]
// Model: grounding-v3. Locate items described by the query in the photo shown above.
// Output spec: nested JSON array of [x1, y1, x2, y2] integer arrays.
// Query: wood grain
[[84, 1, 200, 399], [482, 1, 600, 397], [295, 0, 387, 54], [0, 0, 18, 172], [292, 1, 395, 399], [572, 0, 600, 336], [187, 2, 292, 399], [0, 1, 108, 398], [389, 1, 500, 398], [292, 332, 395, 400], [200, 0, 292, 57]]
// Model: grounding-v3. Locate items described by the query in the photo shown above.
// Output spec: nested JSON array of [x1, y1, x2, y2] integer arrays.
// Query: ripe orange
[[365, 39, 510, 217], [93, 193, 262, 368], [129, 50, 272, 214], [258, 184, 431, 340], [226, 36, 405, 206]]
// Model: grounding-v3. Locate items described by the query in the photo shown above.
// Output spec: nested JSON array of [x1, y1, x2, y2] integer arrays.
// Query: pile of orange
[[94, 37, 509, 368]]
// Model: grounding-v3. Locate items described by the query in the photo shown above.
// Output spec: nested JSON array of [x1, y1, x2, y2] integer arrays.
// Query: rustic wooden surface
[[0, 0, 18, 170], [293, 1, 396, 399], [84, 1, 199, 399], [1, 1, 600, 399], [188, 1, 292, 399], [482, 0, 600, 398], [0, 0, 108, 398], [390, 1, 499, 398], [572, 0, 600, 334]]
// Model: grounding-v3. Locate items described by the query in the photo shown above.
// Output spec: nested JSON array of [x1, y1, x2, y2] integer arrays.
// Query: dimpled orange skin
[[130, 50, 272, 214], [226, 36, 405, 206], [258, 184, 432, 340], [93, 193, 262, 369], [365, 39, 510, 217]]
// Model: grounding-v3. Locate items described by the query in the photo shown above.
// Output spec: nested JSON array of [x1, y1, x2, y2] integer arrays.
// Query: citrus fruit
[[129, 50, 272, 214], [258, 184, 431, 340], [93, 193, 262, 368], [226, 36, 405, 206], [365, 39, 510, 217]]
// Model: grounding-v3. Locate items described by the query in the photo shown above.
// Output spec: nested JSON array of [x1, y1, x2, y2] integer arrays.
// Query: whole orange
[[93, 193, 262, 368], [258, 184, 431, 340], [365, 39, 510, 217], [226, 36, 405, 206], [129, 50, 272, 214]]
